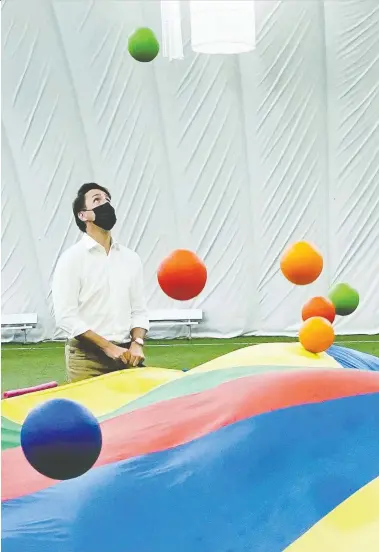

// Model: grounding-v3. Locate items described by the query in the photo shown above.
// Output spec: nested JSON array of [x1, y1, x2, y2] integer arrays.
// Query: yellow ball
[[280, 241, 323, 285], [299, 316, 335, 354]]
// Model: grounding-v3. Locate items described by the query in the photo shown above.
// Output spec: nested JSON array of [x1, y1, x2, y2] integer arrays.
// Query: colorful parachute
[[2, 342, 379, 551]]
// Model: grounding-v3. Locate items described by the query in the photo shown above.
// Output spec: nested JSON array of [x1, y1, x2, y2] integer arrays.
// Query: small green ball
[[128, 27, 160, 63], [328, 283, 359, 316]]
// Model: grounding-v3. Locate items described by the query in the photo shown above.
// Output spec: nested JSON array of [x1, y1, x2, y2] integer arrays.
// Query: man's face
[[80, 189, 111, 223]]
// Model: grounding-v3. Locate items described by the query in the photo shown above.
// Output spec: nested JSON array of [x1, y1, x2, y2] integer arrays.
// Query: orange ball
[[157, 249, 207, 301], [299, 316, 335, 354], [280, 241, 323, 285], [302, 296, 336, 324]]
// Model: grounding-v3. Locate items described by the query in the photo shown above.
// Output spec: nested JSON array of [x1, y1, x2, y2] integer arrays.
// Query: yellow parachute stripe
[[2, 367, 182, 424], [285, 477, 379, 552], [191, 342, 341, 373]]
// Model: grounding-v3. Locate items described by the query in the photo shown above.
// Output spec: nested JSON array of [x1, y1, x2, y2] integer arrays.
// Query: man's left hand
[[129, 342, 145, 367]]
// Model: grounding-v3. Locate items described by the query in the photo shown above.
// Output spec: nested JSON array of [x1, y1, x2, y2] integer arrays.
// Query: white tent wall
[[1, 0, 378, 342]]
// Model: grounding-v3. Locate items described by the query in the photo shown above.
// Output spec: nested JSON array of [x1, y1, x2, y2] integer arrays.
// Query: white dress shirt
[[52, 234, 149, 342]]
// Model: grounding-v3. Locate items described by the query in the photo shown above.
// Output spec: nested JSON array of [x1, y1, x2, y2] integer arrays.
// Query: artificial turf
[[2, 335, 378, 392]]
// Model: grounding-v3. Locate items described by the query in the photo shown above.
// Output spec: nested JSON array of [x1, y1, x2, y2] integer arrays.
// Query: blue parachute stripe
[[328, 344, 379, 371], [2, 392, 379, 552]]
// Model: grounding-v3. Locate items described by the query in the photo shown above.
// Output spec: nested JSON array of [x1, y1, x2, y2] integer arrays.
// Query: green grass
[[1, 335, 378, 393]]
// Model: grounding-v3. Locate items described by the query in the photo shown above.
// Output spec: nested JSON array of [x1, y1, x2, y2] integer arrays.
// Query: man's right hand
[[76, 331, 131, 365], [103, 343, 131, 365]]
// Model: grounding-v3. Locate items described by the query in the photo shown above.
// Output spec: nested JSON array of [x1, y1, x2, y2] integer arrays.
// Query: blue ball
[[21, 398, 102, 480]]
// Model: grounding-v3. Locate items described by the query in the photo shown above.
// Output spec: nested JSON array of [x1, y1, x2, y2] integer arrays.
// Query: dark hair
[[73, 183, 111, 232]]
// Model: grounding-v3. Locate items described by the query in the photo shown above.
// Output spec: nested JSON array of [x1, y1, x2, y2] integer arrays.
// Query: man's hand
[[103, 343, 131, 365], [129, 342, 145, 367]]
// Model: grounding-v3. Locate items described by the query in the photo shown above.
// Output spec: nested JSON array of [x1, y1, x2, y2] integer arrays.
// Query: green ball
[[128, 27, 160, 63], [328, 283, 359, 316]]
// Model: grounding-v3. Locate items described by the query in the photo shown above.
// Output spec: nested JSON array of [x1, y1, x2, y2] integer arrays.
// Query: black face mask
[[92, 202, 117, 231]]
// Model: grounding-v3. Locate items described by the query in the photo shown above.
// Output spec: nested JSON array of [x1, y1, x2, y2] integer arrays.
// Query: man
[[52, 183, 149, 383]]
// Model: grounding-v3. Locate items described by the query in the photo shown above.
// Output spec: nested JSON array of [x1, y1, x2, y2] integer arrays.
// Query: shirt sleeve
[[51, 252, 90, 339], [130, 255, 150, 332]]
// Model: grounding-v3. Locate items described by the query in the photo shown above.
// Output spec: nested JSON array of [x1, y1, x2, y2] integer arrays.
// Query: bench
[[1, 313, 38, 344], [0, 311, 202, 342], [149, 309, 203, 339]]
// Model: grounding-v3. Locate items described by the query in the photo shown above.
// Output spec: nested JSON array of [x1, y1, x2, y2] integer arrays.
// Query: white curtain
[[2, 0, 379, 342]]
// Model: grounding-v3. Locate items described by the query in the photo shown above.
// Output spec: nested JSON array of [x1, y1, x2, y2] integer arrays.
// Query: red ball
[[302, 296, 336, 324], [157, 249, 207, 301]]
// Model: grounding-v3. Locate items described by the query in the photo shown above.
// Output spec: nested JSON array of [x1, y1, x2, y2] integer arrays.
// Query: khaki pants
[[65, 338, 144, 383]]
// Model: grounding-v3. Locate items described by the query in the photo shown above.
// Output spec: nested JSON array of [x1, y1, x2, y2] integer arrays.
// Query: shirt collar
[[81, 234, 120, 251]]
